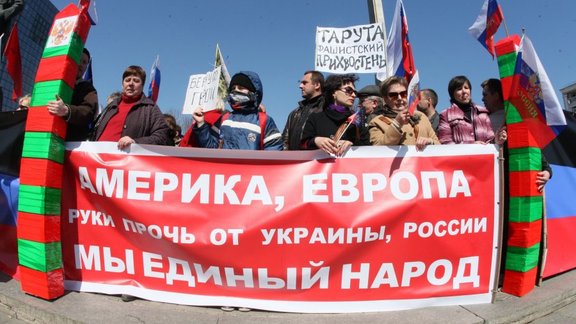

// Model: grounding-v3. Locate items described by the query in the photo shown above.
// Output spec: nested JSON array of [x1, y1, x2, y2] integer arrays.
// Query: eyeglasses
[[387, 91, 408, 99], [338, 87, 357, 96]]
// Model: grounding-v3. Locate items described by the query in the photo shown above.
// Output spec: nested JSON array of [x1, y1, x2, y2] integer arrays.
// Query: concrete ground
[[1, 270, 576, 323]]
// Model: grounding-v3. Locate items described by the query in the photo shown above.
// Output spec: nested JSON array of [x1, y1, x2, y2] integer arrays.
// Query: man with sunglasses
[[369, 76, 438, 151], [282, 70, 324, 150]]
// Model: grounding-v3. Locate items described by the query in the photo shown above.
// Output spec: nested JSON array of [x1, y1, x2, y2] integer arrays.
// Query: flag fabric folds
[[4, 24, 22, 101], [468, 0, 504, 58], [0, 110, 26, 277], [384, 0, 417, 84], [147, 55, 161, 103], [82, 56, 93, 82], [542, 111, 576, 277], [508, 35, 567, 148], [407, 70, 420, 115], [82, 0, 98, 25], [215, 44, 231, 100]]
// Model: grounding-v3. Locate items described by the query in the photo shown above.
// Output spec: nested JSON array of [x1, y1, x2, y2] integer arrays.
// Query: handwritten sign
[[315, 23, 387, 74], [182, 66, 222, 114]]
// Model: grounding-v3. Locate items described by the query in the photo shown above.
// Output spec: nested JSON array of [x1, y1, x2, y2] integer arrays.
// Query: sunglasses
[[387, 91, 408, 99], [338, 87, 357, 96]]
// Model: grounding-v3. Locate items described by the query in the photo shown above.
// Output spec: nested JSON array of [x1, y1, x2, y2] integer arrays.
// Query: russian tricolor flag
[[385, 0, 417, 83], [468, 0, 504, 58], [148, 55, 161, 103], [383, 0, 419, 115]]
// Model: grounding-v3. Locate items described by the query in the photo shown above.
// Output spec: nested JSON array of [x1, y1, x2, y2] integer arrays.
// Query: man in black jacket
[[282, 70, 324, 150]]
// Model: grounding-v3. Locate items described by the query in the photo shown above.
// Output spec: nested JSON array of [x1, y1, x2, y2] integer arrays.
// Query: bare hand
[[415, 137, 433, 151], [536, 170, 551, 192], [395, 109, 410, 126], [192, 107, 205, 126], [335, 140, 353, 157], [495, 126, 508, 145], [314, 136, 339, 155], [47, 95, 69, 118], [118, 136, 135, 150]]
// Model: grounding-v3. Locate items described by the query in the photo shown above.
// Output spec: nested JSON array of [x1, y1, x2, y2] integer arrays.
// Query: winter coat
[[193, 71, 283, 150], [91, 94, 172, 146], [438, 103, 494, 144], [300, 107, 369, 149], [369, 110, 439, 145], [282, 95, 324, 150], [66, 80, 98, 141]]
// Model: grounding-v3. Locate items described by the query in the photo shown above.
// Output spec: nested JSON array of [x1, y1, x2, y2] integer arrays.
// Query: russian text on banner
[[60, 143, 499, 313]]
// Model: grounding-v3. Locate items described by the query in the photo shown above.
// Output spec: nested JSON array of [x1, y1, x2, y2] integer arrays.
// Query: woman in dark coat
[[91, 65, 172, 149], [300, 73, 368, 156]]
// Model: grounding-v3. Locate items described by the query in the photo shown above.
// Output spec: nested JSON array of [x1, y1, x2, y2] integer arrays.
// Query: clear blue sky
[[51, 0, 576, 130]]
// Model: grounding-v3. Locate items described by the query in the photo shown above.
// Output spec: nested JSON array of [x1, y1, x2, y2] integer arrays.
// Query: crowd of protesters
[[12, 53, 550, 191]]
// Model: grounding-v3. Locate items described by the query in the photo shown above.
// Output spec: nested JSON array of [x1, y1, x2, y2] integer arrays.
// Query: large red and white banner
[[61, 143, 500, 313]]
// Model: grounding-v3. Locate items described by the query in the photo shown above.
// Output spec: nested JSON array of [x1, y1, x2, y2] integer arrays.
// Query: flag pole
[[501, 5, 510, 37], [368, 0, 386, 84]]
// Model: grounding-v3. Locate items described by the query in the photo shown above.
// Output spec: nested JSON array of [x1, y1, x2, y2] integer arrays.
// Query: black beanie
[[229, 73, 256, 93]]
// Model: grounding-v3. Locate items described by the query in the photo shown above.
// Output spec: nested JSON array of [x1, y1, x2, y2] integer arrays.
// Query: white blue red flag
[[468, 0, 503, 58], [82, 56, 92, 83], [148, 55, 161, 103], [509, 35, 567, 148], [382, 0, 417, 84]]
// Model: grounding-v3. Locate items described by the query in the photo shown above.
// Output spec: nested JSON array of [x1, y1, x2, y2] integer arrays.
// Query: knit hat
[[229, 73, 256, 93], [357, 84, 381, 98]]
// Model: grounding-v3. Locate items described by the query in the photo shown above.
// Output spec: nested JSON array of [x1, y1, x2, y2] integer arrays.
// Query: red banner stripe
[[509, 170, 542, 197], [18, 266, 64, 299], [506, 122, 539, 149], [34, 55, 78, 89], [19, 158, 63, 188], [24, 107, 67, 139], [502, 267, 538, 296], [16, 213, 61, 243], [495, 35, 521, 57], [507, 219, 542, 248]]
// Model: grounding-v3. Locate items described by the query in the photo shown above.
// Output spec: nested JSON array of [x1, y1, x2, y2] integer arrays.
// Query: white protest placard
[[182, 65, 222, 114], [315, 23, 386, 74]]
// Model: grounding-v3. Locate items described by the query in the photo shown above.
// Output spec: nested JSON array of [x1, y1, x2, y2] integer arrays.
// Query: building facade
[[1, 0, 57, 111], [560, 82, 576, 114]]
